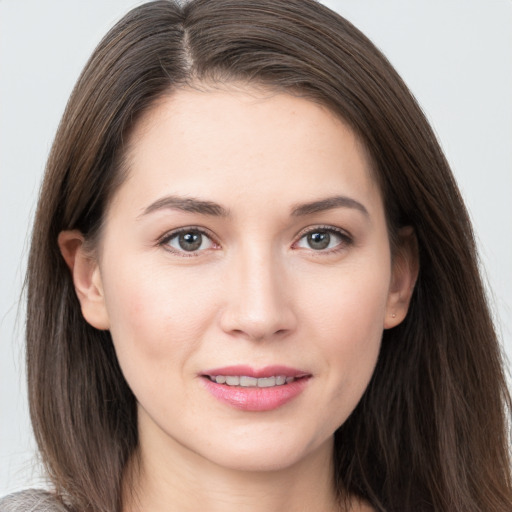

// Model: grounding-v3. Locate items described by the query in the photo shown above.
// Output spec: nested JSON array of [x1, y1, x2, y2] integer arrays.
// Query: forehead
[[113, 84, 381, 219]]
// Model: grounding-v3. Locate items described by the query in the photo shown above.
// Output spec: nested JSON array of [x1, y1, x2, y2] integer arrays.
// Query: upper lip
[[201, 365, 310, 378]]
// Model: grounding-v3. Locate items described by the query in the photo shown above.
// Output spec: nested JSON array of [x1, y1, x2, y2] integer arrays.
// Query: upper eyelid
[[156, 224, 352, 250], [158, 226, 218, 245], [157, 227, 220, 258], [292, 225, 354, 253], [294, 224, 352, 240]]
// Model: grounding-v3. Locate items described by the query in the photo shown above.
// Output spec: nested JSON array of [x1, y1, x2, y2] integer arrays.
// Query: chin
[[194, 431, 334, 474]]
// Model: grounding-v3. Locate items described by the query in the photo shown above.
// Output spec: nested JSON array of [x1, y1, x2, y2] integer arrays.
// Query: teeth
[[239, 376, 258, 387], [258, 377, 276, 387], [210, 375, 294, 387], [225, 376, 239, 386]]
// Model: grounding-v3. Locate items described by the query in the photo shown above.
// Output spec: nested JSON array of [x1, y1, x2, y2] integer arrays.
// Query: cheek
[[316, 290, 386, 382], [301, 259, 390, 413], [99, 258, 219, 371], [305, 257, 391, 341]]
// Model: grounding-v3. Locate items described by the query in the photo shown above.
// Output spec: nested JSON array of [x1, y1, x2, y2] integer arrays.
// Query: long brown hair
[[26, 1, 511, 511]]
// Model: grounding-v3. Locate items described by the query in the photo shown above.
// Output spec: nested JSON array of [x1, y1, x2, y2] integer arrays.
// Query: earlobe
[[384, 226, 419, 329], [58, 230, 110, 330]]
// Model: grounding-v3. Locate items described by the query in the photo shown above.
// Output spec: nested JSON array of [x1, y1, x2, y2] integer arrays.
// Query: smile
[[201, 365, 311, 411], [206, 375, 295, 387]]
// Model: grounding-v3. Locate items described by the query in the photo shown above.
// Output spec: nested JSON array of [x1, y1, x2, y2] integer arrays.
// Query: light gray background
[[1, 0, 511, 495]]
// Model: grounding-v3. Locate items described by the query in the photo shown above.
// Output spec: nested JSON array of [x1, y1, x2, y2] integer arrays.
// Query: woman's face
[[68, 85, 414, 473]]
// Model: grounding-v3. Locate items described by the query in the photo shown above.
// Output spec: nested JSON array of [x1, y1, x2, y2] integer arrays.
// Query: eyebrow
[[138, 194, 369, 220], [290, 196, 369, 217], [138, 196, 230, 218]]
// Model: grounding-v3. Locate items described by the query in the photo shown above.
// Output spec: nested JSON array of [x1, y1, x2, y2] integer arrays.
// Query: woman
[[1, 0, 510, 511]]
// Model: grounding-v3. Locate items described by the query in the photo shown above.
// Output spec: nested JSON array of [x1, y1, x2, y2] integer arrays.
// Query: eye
[[161, 228, 217, 254], [294, 227, 351, 252]]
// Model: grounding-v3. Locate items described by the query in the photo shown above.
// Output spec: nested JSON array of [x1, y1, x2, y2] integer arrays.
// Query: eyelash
[[158, 226, 220, 257], [158, 225, 353, 256], [293, 225, 353, 254]]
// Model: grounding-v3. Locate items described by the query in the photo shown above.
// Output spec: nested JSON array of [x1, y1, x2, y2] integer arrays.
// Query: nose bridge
[[220, 240, 295, 340]]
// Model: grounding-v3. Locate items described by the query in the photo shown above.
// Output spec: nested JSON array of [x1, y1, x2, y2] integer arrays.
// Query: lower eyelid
[[293, 227, 353, 252], [157, 226, 352, 254], [159, 228, 219, 252]]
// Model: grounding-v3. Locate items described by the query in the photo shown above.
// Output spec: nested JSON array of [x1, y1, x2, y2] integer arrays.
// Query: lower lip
[[201, 377, 310, 412]]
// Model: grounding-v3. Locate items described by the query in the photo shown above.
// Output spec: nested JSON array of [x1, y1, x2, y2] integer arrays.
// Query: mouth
[[201, 365, 311, 387], [200, 365, 311, 411], [205, 374, 304, 387]]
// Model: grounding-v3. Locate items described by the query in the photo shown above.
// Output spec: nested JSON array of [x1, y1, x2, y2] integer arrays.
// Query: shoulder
[[0, 490, 70, 512]]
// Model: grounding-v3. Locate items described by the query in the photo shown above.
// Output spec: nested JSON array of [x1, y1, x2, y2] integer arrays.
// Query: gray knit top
[[0, 490, 70, 512]]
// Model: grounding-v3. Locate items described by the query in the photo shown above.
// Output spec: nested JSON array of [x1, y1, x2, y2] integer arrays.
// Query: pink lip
[[200, 365, 311, 412]]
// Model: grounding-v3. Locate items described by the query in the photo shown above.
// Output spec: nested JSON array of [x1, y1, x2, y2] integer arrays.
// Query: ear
[[384, 226, 419, 329], [58, 230, 110, 330]]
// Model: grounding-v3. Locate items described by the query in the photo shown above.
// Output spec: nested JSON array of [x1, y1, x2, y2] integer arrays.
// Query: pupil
[[308, 231, 330, 250], [179, 232, 202, 251]]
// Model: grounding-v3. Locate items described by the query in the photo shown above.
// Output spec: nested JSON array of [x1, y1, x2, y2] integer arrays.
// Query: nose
[[218, 245, 297, 341]]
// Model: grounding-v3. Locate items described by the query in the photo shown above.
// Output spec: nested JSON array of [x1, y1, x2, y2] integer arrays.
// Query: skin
[[59, 85, 417, 512]]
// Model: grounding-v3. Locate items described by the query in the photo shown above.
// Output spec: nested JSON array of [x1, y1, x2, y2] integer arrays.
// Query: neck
[[123, 432, 343, 512]]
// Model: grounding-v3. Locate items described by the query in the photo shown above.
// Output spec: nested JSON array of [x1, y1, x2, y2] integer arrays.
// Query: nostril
[[217, 280, 298, 340]]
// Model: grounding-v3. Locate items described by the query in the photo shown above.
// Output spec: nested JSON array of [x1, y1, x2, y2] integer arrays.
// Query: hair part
[[26, 1, 511, 511]]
